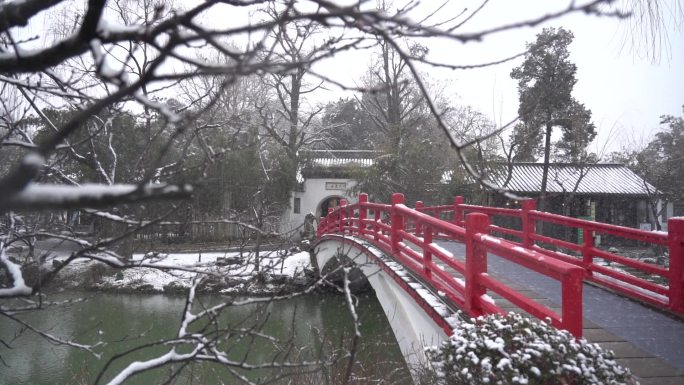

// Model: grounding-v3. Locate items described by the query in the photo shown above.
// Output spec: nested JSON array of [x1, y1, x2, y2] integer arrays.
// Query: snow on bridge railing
[[317, 193, 584, 338], [415, 196, 684, 316]]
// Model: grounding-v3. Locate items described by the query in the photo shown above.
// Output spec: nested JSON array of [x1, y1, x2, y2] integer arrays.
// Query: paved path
[[437, 240, 684, 385]]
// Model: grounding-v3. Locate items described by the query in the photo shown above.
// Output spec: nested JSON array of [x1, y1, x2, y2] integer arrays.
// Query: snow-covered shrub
[[425, 312, 636, 385], [83, 263, 110, 285]]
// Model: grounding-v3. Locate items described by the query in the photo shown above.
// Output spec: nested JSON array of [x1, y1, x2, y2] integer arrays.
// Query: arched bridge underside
[[312, 234, 457, 372]]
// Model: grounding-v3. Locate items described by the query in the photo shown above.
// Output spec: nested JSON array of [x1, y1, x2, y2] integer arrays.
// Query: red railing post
[[668, 217, 684, 314], [561, 268, 584, 338], [415, 201, 424, 236], [358, 193, 368, 237], [582, 228, 594, 278], [423, 225, 433, 279], [521, 199, 536, 248], [327, 208, 334, 234], [391, 193, 405, 255], [374, 208, 380, 242], [339, 199, 348, 234], [465, 213, 489, 317], [453, 196, 464, 226]]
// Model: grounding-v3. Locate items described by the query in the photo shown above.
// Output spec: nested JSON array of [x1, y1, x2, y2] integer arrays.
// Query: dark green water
[[0, 292, 411, 385]]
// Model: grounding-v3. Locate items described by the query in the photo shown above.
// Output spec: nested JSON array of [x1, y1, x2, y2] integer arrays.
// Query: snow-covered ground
[[44, 248, 314, 294]]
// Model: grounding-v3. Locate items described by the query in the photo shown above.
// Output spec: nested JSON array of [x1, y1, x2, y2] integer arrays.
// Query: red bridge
[[313, 192, 684, 382]]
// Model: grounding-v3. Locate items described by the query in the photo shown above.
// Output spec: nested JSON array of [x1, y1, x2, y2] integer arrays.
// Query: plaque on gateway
[[326, 182, 346, 190]]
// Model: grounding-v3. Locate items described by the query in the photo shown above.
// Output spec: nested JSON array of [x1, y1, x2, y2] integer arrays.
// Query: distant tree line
[[609, 106, 684, 216]]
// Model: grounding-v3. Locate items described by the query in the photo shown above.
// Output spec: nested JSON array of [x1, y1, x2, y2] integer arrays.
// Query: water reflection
[[0, 292, 411, 385]]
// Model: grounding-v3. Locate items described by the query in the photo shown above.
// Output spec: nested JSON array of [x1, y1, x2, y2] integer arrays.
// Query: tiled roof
[[488, 163, 656, 195], [297, 150, 378, 182], [309, 157, 375, 168]]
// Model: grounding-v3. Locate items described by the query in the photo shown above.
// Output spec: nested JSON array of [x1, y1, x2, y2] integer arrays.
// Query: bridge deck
[[435, 240, 684, 385]]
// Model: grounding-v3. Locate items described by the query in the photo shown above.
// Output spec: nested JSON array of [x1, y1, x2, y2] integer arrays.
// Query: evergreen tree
[[639, 107, 684, 207], [554, 100, 597, 162], [510, 27, 595, 210], [321, 98, 374, 150], [510, 122, 541, 162]]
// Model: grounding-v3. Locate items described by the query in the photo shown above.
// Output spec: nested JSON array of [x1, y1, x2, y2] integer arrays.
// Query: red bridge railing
[[317, 193, 585, 337], [416, 196, 684, 316]]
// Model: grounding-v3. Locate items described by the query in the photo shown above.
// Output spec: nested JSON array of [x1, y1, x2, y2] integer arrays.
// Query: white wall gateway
[[279, 150, 378, 238]]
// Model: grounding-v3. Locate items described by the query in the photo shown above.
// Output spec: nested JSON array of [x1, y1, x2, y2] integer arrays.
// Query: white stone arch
[[313, 234, 456, 381]]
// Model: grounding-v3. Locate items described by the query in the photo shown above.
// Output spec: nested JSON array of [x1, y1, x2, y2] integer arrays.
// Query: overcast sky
[[308, 0, 684, 156]]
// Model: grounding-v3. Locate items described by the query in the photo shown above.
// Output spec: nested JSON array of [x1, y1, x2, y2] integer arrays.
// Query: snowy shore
[[49, 248, 316, 295]]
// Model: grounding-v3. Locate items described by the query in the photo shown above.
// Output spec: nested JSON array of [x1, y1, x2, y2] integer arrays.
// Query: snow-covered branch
[[83, 208, 285, 237], [1, 183, 192, 211], [0, 308, 102, 356], [0, 245, 32, 298], [0, 0, 62, 31], [341, 267, 361, 385]]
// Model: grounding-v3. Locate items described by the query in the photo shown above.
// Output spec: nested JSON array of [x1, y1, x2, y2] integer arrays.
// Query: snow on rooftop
[[296, 151, 378, 182], [443, 163, 657, 196], [309, 157, 374, 168]]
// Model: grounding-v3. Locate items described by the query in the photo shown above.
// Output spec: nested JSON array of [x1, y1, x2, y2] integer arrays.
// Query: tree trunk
[[288, 70, 301, 159], [538, 121, 554, 235], [382, 39, 402, 154]]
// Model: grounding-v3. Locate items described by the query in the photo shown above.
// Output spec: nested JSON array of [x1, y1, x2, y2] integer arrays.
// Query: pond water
[[0, 291, 412, 385]]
